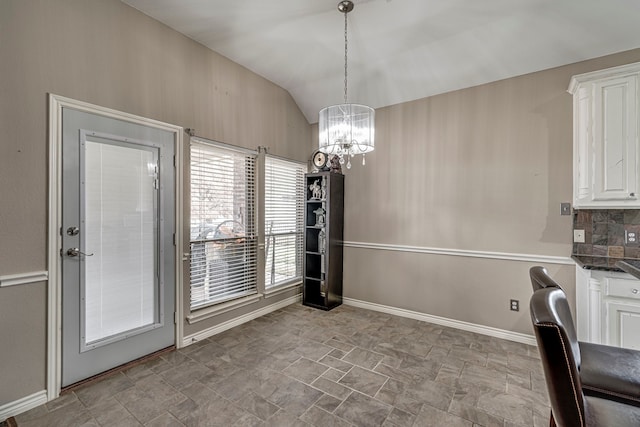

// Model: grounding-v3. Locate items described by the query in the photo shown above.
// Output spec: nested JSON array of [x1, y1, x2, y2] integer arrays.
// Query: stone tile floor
[[14, 304, 550, 426]]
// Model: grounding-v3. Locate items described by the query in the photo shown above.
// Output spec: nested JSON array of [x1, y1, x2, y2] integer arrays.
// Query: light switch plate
[[574, 229, 585, 243], [560, 202, 571, 215]]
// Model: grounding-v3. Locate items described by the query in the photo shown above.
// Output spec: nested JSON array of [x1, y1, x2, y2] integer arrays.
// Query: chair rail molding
[[343, 241, 574, 265], [0, 271, 48, 287]]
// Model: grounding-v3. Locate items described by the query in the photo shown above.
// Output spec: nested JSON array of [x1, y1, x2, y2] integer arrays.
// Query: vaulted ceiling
[[123, 0, 640, 123]]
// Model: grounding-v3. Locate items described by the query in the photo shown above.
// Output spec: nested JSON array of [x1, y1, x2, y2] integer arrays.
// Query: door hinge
[[174, 312, 178, 324], [173, 233, 176, 246], [173, 155, 176, 168]]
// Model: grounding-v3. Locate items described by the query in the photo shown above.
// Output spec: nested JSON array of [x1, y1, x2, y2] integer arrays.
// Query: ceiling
[[122, 0, 640, 124]]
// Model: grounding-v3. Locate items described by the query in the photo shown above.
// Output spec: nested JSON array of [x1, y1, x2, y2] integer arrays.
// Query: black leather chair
[[529, 266, 640, 407], [529, 266, 561, 291], [530, 287, 640, 426]]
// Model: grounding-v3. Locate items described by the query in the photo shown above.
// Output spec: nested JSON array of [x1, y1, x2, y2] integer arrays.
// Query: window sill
[[187, 293, 262, 324], [264, 281, 302, 298]]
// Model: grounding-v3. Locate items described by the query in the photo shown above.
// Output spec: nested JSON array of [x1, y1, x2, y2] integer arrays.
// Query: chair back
[[530, 287, 584, 427], [529, 266, 561, 292]]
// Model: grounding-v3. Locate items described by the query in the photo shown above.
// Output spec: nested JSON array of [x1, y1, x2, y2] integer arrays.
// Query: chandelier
[[318, 0, 375, 169]]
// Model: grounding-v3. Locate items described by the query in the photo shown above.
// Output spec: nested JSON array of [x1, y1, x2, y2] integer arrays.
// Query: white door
[[61, 107, 176, 387]]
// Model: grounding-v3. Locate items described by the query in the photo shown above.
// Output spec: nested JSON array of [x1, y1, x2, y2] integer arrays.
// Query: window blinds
[[190, 140, 257, 309], [264, 156, 305, 290]]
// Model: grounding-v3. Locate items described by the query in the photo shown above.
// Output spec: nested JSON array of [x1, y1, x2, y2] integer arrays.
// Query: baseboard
[[343, 297, 537, 347], [0, 390, 47, 422], [182, 293, 302, 346]]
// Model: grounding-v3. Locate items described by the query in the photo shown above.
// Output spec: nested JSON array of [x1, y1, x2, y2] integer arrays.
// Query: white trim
[[264, 281, 302, 298], [0, 390, 47, 421], [47, 94, 184, 401], [182, 294, 301, 346], [343, 241, 574, 266], [48, 94, 63, 401], [190, 135, 258, 156], [568, 61, 640, 94], [187, 293, 263, 324], [174, 126, 185, 350], [343, 297, 537, 347], [0, 271, 48, 287]]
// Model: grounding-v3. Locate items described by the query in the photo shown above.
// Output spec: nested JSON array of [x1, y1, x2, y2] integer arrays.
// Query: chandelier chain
[[343, 8, 348, 104]]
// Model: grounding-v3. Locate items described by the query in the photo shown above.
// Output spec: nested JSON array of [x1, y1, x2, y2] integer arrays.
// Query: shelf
[[303, 172, 343, 311]]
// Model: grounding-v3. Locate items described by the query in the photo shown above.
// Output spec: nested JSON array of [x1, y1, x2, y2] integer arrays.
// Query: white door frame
[[47, 94, 184, 400]]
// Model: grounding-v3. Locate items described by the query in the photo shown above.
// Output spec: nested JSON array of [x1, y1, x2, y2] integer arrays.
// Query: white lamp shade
[[318, 103, 375, 156]]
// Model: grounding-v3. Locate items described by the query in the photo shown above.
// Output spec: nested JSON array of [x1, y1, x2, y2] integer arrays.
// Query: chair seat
[[586, 395, 640, 426], [580, 341, 640, 407]]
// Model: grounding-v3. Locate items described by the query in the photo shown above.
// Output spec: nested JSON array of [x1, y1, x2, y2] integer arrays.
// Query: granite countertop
[[572, 255, 640, 280], [616, 259, 640, 279]]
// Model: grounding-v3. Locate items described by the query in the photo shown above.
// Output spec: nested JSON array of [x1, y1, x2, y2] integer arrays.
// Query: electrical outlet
[[573, 229, 585, 243], [510, 299, 519, 312], [625, 230, 640, 246]]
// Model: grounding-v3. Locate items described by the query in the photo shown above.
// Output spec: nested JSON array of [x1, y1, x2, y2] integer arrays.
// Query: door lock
[[66, 248, 94, 257], [66, 226, 80, 236]]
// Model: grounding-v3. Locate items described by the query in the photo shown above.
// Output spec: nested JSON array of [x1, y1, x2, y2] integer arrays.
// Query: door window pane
[[83, 140, 158, 344]]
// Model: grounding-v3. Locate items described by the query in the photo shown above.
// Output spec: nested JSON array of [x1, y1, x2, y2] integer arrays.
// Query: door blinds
[[189, 139, 257, 309], [264, 156, 305, 290]]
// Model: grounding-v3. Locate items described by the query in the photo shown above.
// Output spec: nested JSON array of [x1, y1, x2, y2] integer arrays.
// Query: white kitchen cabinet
[[576, 265, 640, 350], [604, 275, 640, 350], [569, 62, 640, 208]]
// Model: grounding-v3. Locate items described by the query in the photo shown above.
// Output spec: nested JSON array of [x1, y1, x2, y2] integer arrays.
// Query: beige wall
[[0, 0, 311, 405], [2, 0, 640, 410], [329, 48, 640, 336]]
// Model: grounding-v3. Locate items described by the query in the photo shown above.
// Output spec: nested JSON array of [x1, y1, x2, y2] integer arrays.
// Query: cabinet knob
[[632, 288, 639, 294], [631, 193, 636, 197]]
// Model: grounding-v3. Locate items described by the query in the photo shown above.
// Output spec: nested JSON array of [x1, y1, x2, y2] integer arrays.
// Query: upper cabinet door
[[593, 75, 638, 202], [569, 62, 640, 208]]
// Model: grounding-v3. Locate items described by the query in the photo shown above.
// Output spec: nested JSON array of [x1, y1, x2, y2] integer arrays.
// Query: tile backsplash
[[573, 209, 640, 259]]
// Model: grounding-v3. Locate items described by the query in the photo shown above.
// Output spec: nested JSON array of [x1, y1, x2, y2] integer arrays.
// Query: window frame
[[188, 137, 307, 318], [189, 137, 258, 311], [263, 154, 306, 293]]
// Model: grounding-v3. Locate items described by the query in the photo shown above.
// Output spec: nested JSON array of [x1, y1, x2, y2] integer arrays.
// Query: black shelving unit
[[303, 172, 344, 310]]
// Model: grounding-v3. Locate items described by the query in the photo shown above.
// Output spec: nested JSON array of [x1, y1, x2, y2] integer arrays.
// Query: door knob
[[66, 248, 94, 257]]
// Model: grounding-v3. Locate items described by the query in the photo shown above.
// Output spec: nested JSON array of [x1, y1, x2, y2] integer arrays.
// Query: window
[[264, 156, 305, 290], [189, 139, 257, 309]]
